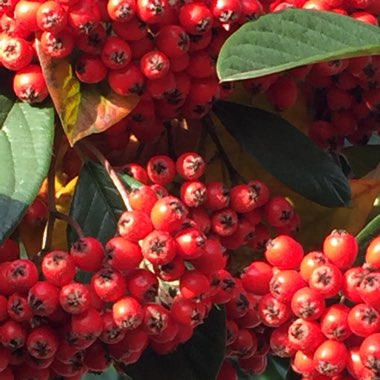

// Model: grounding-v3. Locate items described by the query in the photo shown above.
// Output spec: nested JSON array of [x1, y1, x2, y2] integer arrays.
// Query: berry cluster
[[0, 152, 299, 379], [0, 0, 262, 127], [244, 1, 380, 150], [218, 230, 380, 380]]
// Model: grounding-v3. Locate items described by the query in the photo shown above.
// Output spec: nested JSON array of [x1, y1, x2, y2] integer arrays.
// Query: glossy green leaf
[[68, 161, 140, 245], [217, 9, 380, 82], [355, 214, 380, 265], [237, 356, 288, 380], [0, 92, 54, 244], [126, 306, 226, 380], [213, 101, 351, 207]]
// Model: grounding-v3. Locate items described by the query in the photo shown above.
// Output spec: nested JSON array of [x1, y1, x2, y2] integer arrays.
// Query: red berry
[[6, 259, 38, 293], [70, 237, 104, 272], [291, 287, 325, 320], [26, 326, 59, 359], [313, 340, 348, 377], [147, 155, 176, 185], [265, 235, 304, 270], [323, 230, 358, 270], [91, 267, 126, 302], [179, 3, 213, 35], [13, 64, 48, 104], [113, 296, 144, 330], [118, 210, 153, 242], [150, 195, 188, 234], [105, 236, 143, 271], [308, 263, 342, 298], [41, 250, 76, 287], [320, 304, 351, 341], [365, 236, 380, 269], [60, 282, 90, 314], [28, 281, 60, 316]]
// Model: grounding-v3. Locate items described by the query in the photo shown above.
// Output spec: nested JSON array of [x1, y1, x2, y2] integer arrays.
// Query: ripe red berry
[[204, 182, 230, 211], [28, 281, 60, 316], [60, 282, 90, 314], [105, 236, 143, 272], [155, 24, 190, 58], [320, 304, 351, 341], [113, 296, 144, 330], [75, 55, 108, 84], [360, 333, 380, 375], [101, 36, 132, 70], [108, 63, 145, 96], [70, 237, 104, 272], [211, 208, 238, 237], [150, 195, 188, 234], [107, 0, 136, 22], [179, 3, 213, 35], [91, 267, 126, 302], [265, 235, 304, 270], [270, 270, 306, 304], [0, 36, 33, 71], [26, 326, 59, 359], [264, 196, 294, 228], [288, 318, 325, 353], [41, 250, 76, 287], [146, 155, 176, 185], [299, 251, 329, 281], [365, 235, 380, 269], [6, 259, 38, 293], [290, 287, 325, 320], [348, 303, 380, 337], [258, 293, 291, 327], [180, 270, 210, 300], [241, 261, 273, 295], [308, 263, 342, 298], [313, 340, 348, 377], [176, 152, 206, 180], [36, 1, 67, 33], [323, 230, 358, 270], [127, 269, 158, 304], [118, 209, 153, 242]]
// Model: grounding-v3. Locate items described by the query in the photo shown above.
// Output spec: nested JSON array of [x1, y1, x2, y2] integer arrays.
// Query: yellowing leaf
[[51, 177, 78, 251], [36, 40, 140, 146]]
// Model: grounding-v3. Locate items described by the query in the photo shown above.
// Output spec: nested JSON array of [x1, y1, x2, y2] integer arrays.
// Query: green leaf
[[217, 9, 380, 82], [342, 145, 380, 178], [213, 101, 351, 207], [0, 93, 54, 244], [355, 214, 380, 265], [237, 356, 288, 380], [126, 306, 226, 380], [68, 161, 140, 245]]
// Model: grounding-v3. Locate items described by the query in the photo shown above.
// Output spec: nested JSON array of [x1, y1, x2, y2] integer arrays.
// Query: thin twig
[[52, 211, 85, 240], [41, 154, 57, 254], [79, 140, 133, 211], [202, 116, 246, 184]]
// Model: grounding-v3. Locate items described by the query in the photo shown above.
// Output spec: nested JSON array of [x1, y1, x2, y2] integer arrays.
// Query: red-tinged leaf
[[35, 39, 140, 146]]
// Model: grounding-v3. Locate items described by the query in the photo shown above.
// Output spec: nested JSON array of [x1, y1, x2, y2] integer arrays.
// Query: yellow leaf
[[36, 40, 140, 146], [51, 177, 78, 251]]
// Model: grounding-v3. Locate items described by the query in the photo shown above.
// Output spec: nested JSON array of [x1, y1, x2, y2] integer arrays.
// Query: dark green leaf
[[237, 356, 288, 380], [126, 306, 226, 380], [285, 368, 302, 380], [355, 214, 380, 265], [83, 366, 120, 380], [217, 9, 380, 82], [213, 101, 351, 207], [342, 145, 380, 178], [0, 93, 54, 244], [0, 93, 13, 126], [68, 161, 140, 245]]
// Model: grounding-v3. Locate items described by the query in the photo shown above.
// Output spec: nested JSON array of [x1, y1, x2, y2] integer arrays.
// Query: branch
[[52, 211, 85, 240]]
